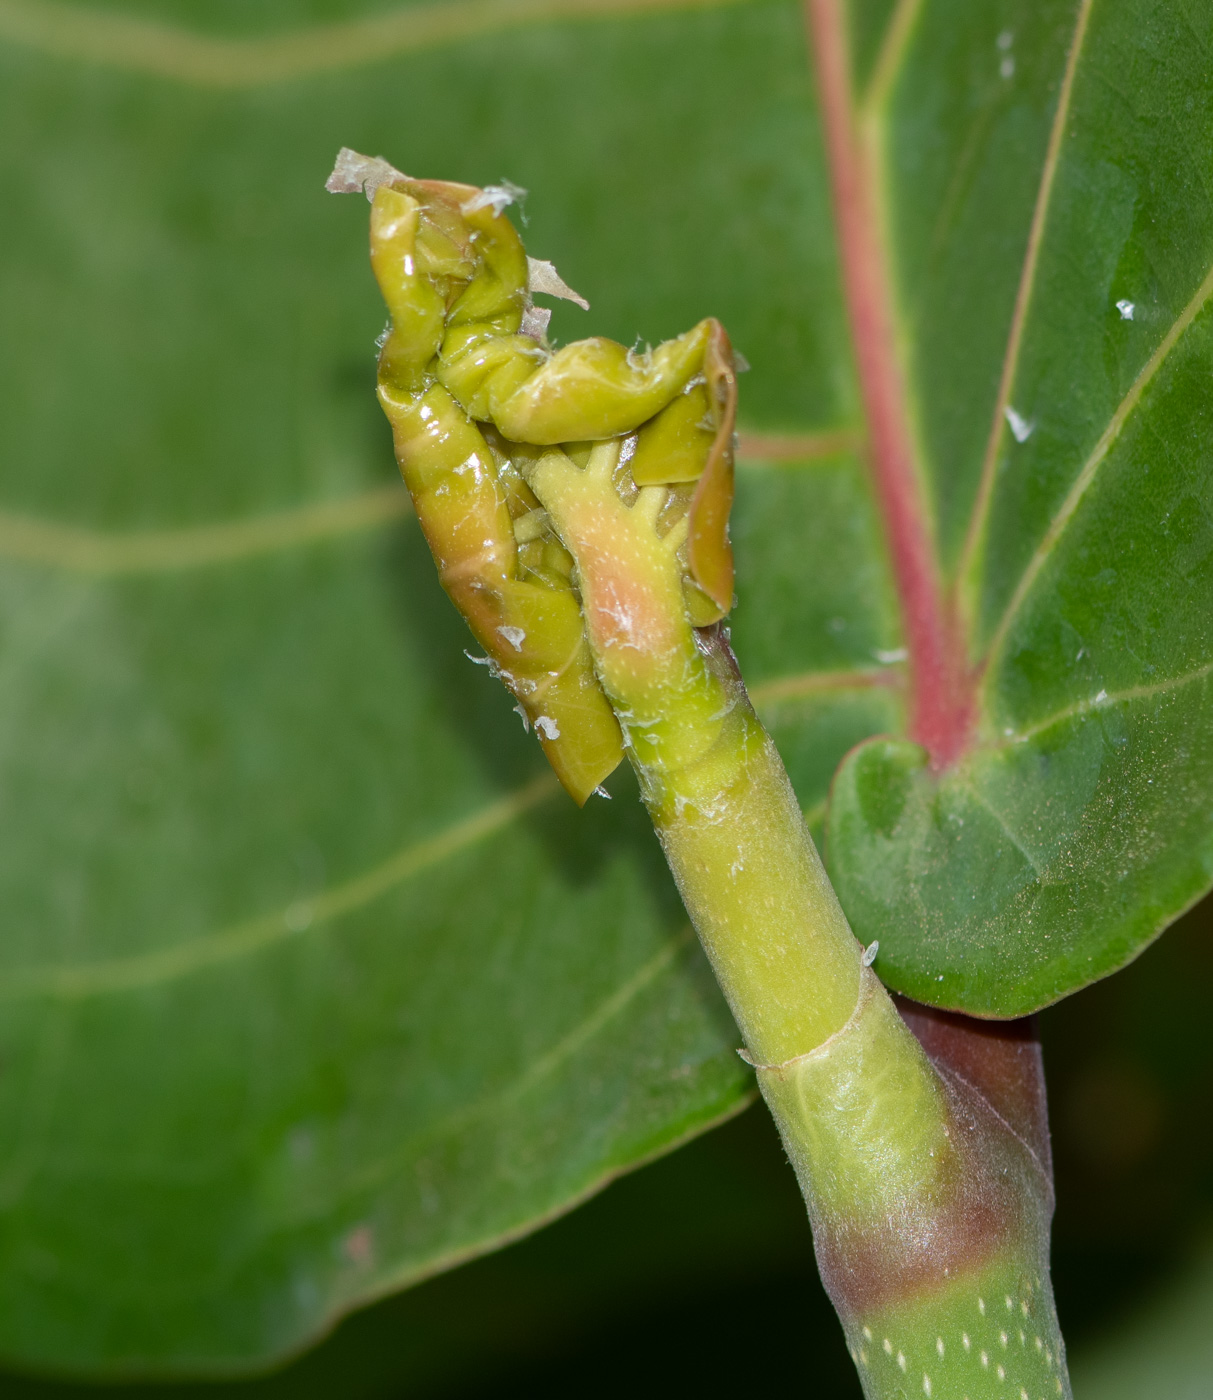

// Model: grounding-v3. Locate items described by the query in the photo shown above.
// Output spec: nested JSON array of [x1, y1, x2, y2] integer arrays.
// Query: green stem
[[529, 439, 859, 1062], [528, 440, 1071, 1400], [340, 155, 1074, 1400]]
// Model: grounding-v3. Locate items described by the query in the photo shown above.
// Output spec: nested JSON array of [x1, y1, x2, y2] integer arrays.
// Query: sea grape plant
[[3, 0, 1211, 1383], [329, 147, 1070, 1400]]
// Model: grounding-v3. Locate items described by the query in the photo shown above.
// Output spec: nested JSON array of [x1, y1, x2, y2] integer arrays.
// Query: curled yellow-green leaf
[[333, 150, 738, 798]]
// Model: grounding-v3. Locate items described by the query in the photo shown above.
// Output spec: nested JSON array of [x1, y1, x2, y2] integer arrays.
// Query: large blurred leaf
[[0, 0, 1208, 1376], [0, 0, 889, 1373]]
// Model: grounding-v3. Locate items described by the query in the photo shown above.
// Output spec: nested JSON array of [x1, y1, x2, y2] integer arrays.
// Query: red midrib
[[803, 0, 975, 767]]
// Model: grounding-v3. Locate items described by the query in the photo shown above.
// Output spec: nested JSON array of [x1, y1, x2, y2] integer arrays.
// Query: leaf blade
[[0, 0, 882, 1369], [825, 0, 1213, 1014]]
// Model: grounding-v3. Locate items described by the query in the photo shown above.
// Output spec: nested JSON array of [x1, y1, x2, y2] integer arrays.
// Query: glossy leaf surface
[[0, 0, 1207, 1373], [824, 0, 1213, 1015]]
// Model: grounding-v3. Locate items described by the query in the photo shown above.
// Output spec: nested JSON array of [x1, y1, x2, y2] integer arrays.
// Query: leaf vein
[[983, 257, 1213, 671], [344, 928, 702, 1202], [0, 484, 411, 575], [957, 0, 1096, 604], [0, 773, 559, 1001], [990, 658, 1213, 748], [858, 0, 923, 118], [736, 428, 865, 462], [0, 430, 859, 577], [0, 0, 754, 87], [964, 779, 1045, 877], [750, 665, 901, 706]]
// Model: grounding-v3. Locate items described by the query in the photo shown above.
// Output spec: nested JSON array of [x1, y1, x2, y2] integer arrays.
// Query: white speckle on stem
[[1004, 405, 1034, 442], [497, 625, 526, 651], [534, 715, 561, 741], [997, 29, 1014, 49], [874, 647, 908, 664], [1000, 55, 1015, 79], [862, 941, 880, 967]]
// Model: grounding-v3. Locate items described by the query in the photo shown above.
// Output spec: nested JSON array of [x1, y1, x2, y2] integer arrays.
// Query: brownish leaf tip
[[687, 320, 737, 614]]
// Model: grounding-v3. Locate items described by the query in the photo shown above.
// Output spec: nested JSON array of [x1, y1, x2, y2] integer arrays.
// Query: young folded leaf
[[341, 152, 736, 801]]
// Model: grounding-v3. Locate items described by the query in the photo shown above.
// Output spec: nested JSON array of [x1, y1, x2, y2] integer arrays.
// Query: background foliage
[[0, 0, 1209, 1389], [6, 892, 1213, 1396]]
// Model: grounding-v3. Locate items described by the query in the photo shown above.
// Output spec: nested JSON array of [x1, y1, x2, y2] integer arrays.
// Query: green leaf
[[0, 0, 1208, 1374], [0, 0, 884, 1372], [822, 0, 1213, 1015]]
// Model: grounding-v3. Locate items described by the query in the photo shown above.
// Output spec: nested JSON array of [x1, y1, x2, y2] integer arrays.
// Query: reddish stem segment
[[803, 0, 973, 766]]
